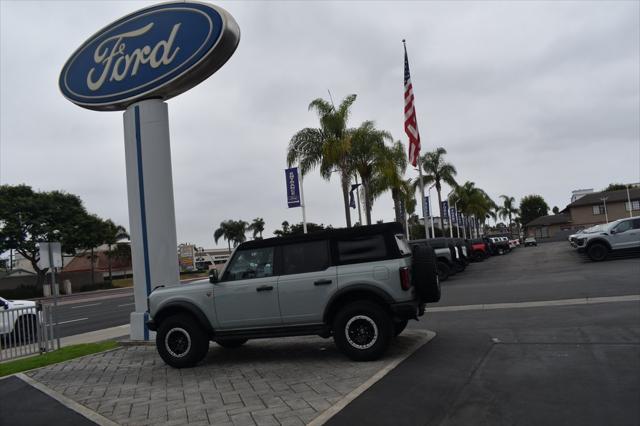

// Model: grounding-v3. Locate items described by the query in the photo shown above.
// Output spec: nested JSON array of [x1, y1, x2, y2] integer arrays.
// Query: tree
[[552, 206, 560, 214], [104, 220, 129, 283], [348, 121, 393, 225], [287, 94, 357, 227], [0, 184, 118, 287], [603, 183, 627, 191], [414, 147, 457, 223], [229, 220, 248, 246], [498, 195, 519, 231], [248, 217, 265, 239], [520, 195, 550, 226], [273, 221, 329, 236], [369, 141, 415, 228], [214, 220, 234, 251], [451, 182, 495, 237]]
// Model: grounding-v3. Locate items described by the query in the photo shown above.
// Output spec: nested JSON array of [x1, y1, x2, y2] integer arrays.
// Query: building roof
[[526, 213, 571, 227], [63, 250, 131, 273], [566, 188, 640, 208]]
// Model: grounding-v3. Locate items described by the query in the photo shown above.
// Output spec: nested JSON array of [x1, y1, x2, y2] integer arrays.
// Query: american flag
[[403, 41, 421, 167]]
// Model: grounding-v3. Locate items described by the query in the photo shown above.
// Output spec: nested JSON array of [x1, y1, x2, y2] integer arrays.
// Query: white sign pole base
[[123, 99, 180, 341]]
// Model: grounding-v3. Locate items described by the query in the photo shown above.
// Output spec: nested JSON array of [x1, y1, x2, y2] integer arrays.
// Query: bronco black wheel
[[587, 243, 608, 262], [333, 301, 393, 361], [156, 314, 209, 368]]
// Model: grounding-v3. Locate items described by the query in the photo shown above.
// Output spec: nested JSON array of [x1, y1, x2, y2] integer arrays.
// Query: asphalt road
[[326, 242, 640, 426]]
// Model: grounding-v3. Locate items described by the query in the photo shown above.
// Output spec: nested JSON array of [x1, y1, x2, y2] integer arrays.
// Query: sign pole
[[299, 162, 308, 234], [46, 243, 61, 350], [123, 99, 180, 341]]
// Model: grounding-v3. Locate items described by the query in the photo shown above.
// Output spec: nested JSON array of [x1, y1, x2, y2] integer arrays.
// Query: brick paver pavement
[[27, 331, 429, 426]]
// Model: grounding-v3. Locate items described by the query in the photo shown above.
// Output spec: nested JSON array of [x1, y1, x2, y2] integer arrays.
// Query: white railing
[[0, 304, 58, 362]]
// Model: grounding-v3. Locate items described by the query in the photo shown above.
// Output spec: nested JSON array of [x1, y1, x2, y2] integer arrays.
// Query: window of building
[[337, 234, 387, 264], [281, 240, 329, 275], [625, 200, 640, 212], [223, 247, 274, 281], [592, 205, 606, 215]]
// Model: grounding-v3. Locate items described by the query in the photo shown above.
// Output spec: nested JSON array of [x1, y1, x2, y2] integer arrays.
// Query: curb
[[16, 373, 119, 426]]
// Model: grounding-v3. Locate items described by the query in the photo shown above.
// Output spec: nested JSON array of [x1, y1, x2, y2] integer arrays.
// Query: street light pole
[[626, 185, 633, 218], [447, 190, 454, 238], [299, 160, 308, 234], [601, 197, 609, 223]]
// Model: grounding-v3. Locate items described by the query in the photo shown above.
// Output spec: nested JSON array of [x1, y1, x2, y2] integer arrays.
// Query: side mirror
[[209, 269, 219, 284], [610, 229, 616, 235], [0, 300, 7, 310]]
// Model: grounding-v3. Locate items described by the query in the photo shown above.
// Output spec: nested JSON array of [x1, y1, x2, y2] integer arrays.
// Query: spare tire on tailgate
[[411, 244, 441, 303]]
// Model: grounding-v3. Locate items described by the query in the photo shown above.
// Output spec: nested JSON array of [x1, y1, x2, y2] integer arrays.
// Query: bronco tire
[[215, 338, 248, 348], [156, 314, 209, 368], [333, 301, 393, 361], [436, 260, 450, 282], [587, 243, 609, 262], [412, 244, 441, 303]]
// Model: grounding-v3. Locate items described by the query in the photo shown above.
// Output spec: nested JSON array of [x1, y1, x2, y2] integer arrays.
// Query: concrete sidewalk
[[21, 331, 434, 426]]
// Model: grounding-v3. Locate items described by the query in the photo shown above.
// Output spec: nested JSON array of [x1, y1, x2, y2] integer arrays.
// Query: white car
[[0, 296, 40, 344]]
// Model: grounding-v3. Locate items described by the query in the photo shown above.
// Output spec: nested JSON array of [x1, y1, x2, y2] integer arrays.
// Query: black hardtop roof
[[237, 222, 404, 250]]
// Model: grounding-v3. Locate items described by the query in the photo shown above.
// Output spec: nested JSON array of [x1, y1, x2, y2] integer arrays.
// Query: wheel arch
[[153, 302, 214, 336], [586, 238, 612, 251], [323, 285, 393, 325]]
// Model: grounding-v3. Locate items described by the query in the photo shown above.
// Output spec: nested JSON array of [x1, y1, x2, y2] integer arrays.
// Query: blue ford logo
[[60, 2, 240, 111]]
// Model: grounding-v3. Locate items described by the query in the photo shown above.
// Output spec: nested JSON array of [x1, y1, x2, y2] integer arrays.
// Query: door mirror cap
[[209, 269, 219, 284]]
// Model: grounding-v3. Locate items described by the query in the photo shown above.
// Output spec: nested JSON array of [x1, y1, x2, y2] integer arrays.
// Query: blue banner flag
[[285, 167, 301, 208], [450, 207, 457, 224], [442, 200, 449, 217], [349, 183, 361, 209], [424, 196, 430, 217]]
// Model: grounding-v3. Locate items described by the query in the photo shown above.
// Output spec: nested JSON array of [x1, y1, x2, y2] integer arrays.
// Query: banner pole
[[448, 196, 454, 238], [299, 163, 308, 234], [418, 162, 429, 238]]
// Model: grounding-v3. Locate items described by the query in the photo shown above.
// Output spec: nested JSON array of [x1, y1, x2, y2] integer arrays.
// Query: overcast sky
[[1, 0, 639, 249]]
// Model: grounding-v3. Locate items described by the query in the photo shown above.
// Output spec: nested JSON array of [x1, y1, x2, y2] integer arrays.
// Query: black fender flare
[[153, 301, 214, 335], [323, 284, 394, 324], [586, 238, 612, 251]]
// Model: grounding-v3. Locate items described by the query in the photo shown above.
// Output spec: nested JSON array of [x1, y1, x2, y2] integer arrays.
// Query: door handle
[[314, 279, 333, 286], [256, 285, 274, 292]]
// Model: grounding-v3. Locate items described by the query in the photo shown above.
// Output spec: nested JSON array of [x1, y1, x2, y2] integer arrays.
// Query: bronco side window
[[337, 234, 388, 264], [222, 247, 274, 281], [282, 240, 330, 275]]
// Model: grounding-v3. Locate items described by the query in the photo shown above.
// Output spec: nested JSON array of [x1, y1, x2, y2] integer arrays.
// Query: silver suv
[[574, 216, 640, 261], [147, 223, 440, 368]]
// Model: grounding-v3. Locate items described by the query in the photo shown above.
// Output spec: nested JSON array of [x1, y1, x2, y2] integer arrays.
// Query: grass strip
[[0, 341, 119, 377]]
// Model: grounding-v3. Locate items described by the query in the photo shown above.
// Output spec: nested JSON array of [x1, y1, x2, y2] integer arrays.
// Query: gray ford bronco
[[147, 222, 440, 368]]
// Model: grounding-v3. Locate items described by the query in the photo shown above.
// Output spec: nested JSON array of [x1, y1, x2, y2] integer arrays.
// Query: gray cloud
[[1, 0, 638, 248]]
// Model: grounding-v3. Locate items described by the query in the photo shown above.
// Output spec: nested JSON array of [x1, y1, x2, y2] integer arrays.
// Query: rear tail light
[[399, 267, 411, 290]]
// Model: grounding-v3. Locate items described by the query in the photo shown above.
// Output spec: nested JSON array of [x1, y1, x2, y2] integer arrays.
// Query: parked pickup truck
[[573, 216, 640, 261]]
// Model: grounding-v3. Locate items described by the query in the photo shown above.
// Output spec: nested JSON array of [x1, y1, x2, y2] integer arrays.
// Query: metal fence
[[0, 303, 59, 362]]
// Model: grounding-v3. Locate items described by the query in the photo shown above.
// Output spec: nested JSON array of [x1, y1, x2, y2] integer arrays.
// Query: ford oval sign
[[60, 2, 240, 111]]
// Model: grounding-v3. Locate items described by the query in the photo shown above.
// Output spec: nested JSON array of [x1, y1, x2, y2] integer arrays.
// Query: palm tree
[[214, 220, 235, 252], [248, 217, 265, 239], [369, 140, 414, 226], [452, 182, 495, 238], [230, 220, 248, 246], [287, 94, 357, 227], [413, 147, 458, 224], [348, 121, 393, 225], [498, 195, 519, 232], [104, 220, 129, 283]]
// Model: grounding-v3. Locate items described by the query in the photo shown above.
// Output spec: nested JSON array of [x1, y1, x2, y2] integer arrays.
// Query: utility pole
[[601, 197, 609, 223]]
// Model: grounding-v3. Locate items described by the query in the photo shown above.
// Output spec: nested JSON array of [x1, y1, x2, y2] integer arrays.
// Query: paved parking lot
[[25, 331, 432, 426]]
